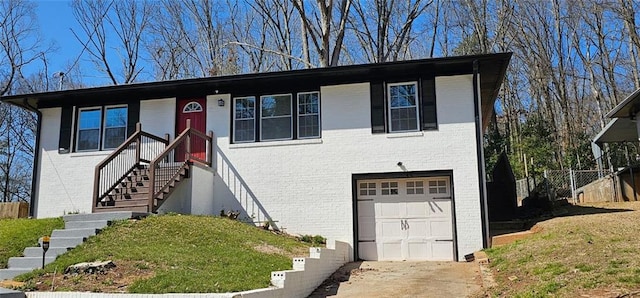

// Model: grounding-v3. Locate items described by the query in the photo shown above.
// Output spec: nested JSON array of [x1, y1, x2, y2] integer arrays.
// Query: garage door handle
[[435, 239, 453, 242], [400, 219, 409, 230]]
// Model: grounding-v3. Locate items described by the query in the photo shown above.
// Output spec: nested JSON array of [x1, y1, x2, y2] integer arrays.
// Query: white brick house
[[1, 53, 511, 261]]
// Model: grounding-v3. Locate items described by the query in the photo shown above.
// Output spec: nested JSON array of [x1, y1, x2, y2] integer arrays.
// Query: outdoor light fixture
[[41, 235, 50, 269], [218, 99, 225, 107]]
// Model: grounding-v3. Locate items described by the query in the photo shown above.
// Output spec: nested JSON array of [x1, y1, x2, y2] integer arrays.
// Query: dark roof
[[593, 118, 638, 144], [2, 53, 511, 129], [607, 88, 640, 118]]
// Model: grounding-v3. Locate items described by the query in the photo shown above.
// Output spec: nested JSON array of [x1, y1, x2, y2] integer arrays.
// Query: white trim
[[260, 93, 293, 141], [182, 101, 203, 113], [385, 131, 424, 138], [75, 106, 102, 152], [101, 104, 128, 150], [297, 91, 321, 139], [232, 96, 256, 143], [387, 81, 420, 133], [229, 138, 322, 149]]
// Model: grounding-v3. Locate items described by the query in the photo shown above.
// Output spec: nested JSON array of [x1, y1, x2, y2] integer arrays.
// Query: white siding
[[36, 108, 109, 217], [207, 75, 481, 260], [34, 75, 483, 260], [139, 98, 175, 138]]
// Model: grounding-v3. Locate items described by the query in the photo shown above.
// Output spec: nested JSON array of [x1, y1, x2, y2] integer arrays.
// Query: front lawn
[[17, 214, 311, 293], [0, 217, 64, 268], [484, 202, 640, 297]]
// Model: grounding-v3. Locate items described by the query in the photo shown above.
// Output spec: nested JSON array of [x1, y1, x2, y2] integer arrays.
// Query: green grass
[[0, 217, 64, 268], [484, 202, 640, 297], [17, 214, 311, 293]]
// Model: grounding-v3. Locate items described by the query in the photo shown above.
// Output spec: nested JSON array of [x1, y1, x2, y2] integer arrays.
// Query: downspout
[[472, 60, 491, 248], [24, 99, 42, 218]]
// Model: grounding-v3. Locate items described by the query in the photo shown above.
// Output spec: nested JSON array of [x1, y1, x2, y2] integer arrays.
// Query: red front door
[[177, 98, 206, 161]]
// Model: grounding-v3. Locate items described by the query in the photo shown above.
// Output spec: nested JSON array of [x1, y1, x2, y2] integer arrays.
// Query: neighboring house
[[1, 53, 511, 262]]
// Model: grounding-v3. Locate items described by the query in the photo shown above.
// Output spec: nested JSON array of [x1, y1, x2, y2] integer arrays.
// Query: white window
[[76, 105, 128, 151], [429, 179, 448, 194], [183, 101, 203, 113], [233, 97, 256, 143], [388, 82, 419, 132], [261, 94, 292, 141], [359, 182, 376, 196], [298, 92, 320, 138], [406, 181, 424, 195], [76, 107, 102, 151], [103, 106, 128, 149], [381, 181, 399, 195]]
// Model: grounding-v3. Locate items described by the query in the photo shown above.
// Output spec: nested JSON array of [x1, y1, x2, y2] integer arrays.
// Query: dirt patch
[[24, 260, 155, 293], [253, 243, 287, 255], [309, 261, 482, 298]]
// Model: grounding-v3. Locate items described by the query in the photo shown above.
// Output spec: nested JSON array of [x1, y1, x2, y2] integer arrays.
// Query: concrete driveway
[[308, 261, 483, 298]]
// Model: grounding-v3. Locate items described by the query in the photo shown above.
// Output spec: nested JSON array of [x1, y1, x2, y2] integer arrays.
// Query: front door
[[177, 98, 206, 161]]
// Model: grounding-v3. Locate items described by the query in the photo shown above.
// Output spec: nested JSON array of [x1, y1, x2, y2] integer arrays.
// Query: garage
[[356, 176, 455, 261]]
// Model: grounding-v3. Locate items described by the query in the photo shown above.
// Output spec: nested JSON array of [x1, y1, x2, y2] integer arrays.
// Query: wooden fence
[[0, 202, 29, 219]]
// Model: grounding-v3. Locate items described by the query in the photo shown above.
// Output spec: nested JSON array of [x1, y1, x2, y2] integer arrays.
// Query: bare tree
[[292, 0, 351, 67], [71, 0, 151, 85]]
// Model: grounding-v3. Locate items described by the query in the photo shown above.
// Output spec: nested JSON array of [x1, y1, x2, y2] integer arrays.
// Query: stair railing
[[93, 123, 170, 211], [148, 119, 213, 211]]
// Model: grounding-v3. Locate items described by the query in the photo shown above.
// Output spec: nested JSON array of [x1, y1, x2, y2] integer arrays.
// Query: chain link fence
[[516, 170, 604, 204]]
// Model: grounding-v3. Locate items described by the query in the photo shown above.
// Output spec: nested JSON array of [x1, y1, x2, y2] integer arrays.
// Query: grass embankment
[[0, 217, 64, 268], [485, 202, 640, 297], [17, 214, 311, 293]]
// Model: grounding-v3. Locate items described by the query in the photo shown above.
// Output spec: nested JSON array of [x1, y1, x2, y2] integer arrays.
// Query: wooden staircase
[[93, 121, 212, 214], [95, 164, 190, 213]]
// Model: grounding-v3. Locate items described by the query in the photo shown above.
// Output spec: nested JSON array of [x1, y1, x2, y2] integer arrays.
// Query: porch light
[[218, 99, 225, 107]]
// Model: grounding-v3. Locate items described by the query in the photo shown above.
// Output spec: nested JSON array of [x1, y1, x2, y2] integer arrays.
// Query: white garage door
[[357, 177, 454, 261]]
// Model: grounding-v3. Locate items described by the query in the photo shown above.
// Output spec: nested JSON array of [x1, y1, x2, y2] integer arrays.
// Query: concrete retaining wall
[[25, 240, 349, 298]]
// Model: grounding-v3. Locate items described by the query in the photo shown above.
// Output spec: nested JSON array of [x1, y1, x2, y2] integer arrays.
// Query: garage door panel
[[406, 239, 430, 260], [358, 242, 378, 261], [406, 201, 429, 218], [427, 200, 451, 216], [378, 201, 402, 218], [431, 241, 454, 261], [406, 218, 430, 238], [379, 219, 403, 239], [380, 240, 403, 260], [430, 219, 453, 238], [357, 177, 455, 261]]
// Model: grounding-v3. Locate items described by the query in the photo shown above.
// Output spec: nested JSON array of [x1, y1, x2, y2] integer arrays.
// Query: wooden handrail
[[92, 123, 170, 212], [148, 120, 213, 211]]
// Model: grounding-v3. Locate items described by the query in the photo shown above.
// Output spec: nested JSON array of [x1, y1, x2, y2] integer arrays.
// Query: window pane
[[299, 115, 319, 138], [77, 129, 100, 151], [389, 84, 416, 107], [105, 107, 127, 128], [262, 95, 292, 117], [104, 127, 126, 149], [235, 119, 255, 142], [235, 97, 255, 119], [261, 117, 292, 140], [298, 92, 319, 115], [391, 108, 418, 131], [78, 109, 101, 129]]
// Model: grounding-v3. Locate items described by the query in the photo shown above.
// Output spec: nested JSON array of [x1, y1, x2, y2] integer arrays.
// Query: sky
[[34, 0, 100, 86]]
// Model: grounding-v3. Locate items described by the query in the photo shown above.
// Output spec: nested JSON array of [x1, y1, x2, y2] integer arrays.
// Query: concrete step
[[51, 228, 99, 238], [8, 257, 56, 269], [0, 268, 32, 281], [22, 247, 69, 258], [65, 220, 109, 230], [0, 287, 25, 298], [63, 211, 147, 222], [47, 237, 85, 248]]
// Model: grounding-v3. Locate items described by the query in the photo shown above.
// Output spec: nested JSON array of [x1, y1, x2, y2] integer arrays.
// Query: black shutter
[[58, 106, 73, 154], [370, 81, 386, 133], [127, 100, 140, 136], [421, 77, 437, 130]]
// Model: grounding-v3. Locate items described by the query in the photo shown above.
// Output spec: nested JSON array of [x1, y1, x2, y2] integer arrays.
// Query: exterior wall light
[[218, 99, 225, 107]]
